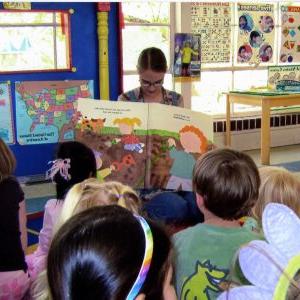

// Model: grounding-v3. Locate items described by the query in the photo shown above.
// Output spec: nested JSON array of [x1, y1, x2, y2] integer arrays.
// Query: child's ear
[[135, 294, 146, 300], [196, 193, 204, 208]]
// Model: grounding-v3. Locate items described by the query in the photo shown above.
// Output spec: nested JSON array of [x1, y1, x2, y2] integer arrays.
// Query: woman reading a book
[[118, 48, 203, 233], [118, 47, 183, 107]]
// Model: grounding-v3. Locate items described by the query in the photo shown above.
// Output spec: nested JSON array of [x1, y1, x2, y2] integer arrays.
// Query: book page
[[76, 98, 148, 188], [147, 103, 213, 191]]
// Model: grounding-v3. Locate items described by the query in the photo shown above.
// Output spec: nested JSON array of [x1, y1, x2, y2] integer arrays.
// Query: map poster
[[237, 3, 275, 64], [280, 6, 300, 64], [268, 65, 300, 90], [191, 2, 232, 63], [0, 81, 14, 144], [15, 80, 94, 145]]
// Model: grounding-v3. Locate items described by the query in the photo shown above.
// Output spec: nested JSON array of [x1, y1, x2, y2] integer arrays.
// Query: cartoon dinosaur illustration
[[180, 260, 228, 300]]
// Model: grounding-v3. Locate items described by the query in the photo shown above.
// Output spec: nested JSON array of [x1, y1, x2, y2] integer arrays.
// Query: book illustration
[[112, 118, 145, 153], [164, 126, 208, 191], [75, 99, 213, 191]]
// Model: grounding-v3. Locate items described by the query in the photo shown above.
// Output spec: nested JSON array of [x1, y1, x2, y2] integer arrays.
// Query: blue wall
[[0, 2, 120, 176]]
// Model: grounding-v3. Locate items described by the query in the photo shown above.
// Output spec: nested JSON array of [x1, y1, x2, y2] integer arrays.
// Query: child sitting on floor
[[0, 138, 29, 299], [243, 166, 300, 233], [173, 148, 261, 300], [26, 141, 96, 283], [31, 178, 142, 299], [47, 205, 176, 300]]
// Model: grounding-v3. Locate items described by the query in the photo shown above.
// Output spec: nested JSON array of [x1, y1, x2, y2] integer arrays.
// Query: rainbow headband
[[126, 215, 154, 300]]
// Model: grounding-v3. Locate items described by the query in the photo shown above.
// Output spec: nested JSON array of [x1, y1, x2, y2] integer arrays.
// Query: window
[[190, 2, 293, 116], [0, 10, 71, 73], [121, 2, 172, 90]]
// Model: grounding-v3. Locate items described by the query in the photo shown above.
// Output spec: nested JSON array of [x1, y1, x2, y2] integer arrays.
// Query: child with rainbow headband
[[47, 205, 176, 300], [30, 179, 142, 299]]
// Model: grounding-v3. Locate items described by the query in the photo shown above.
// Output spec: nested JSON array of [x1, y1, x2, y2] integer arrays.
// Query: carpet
[[273, 160, 300, 172], [26, 196, 54, 247]]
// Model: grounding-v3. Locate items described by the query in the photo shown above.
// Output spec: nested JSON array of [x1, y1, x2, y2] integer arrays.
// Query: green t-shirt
[[173, 223, 260, 300]]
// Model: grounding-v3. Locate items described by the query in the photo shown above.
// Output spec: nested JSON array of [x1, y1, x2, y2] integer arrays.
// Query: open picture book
[[75, 98, 213, 191]]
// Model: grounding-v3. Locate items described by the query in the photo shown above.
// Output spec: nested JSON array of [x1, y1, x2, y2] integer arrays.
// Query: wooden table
[[225, 91, 300, 165]]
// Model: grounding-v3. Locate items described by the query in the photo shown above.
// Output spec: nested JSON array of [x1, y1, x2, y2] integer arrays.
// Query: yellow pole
[[97, 4, 110, 100]]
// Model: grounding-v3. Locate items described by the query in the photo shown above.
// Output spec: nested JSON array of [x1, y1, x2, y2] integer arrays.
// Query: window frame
[[0, 9, 72, 74], [122, 3, 175, 77]]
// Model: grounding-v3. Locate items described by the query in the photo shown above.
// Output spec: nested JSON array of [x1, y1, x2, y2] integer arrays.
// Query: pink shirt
[[26, 199, 63, 281]]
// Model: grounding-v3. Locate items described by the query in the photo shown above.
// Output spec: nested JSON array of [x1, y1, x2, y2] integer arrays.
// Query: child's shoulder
[[173, 223, 207, 244]]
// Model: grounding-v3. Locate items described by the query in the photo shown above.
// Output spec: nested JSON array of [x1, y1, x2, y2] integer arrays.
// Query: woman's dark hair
[[54, 141, 96, 200], [137, 47, 167, 73], [47, 205, 172, 300], [193, 148, 260, 220]]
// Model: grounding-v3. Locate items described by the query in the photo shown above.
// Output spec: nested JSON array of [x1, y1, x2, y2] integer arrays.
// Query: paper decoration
[[0, 82, 14, 144], [173, 33, 201, 79], [280, 6, 300, 64], [3, 2, 31, 10], [237, 3, 275, 64], [268, 65, 300, 90], [191, 2, 232, 63], [15, 80, 94, 145]]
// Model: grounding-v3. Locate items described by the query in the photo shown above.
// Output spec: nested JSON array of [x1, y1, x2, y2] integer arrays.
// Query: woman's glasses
[[140, 78, 164, 88]]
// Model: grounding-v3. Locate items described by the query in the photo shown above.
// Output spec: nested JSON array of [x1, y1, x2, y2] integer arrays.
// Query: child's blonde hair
[[252, 166, 300, 221], [30, 179, 141, 299], [57, 178, 141, 229]]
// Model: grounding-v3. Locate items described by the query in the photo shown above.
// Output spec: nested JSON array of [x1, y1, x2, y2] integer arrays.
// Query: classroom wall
[[0, 2, 120, 176]]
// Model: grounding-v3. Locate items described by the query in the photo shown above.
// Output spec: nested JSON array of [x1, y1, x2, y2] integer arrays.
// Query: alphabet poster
[[191, 2, 232, 63], [237, 3, 275, 64], [280, 6, 300, 64]]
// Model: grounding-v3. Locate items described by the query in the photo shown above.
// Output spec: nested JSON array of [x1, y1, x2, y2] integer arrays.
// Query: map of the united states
[[16, 80, 94, 145]]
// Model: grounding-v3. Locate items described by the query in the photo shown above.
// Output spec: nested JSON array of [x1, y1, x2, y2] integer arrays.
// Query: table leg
[[226, 94, 231, 146], [261, 100, 270, 165]]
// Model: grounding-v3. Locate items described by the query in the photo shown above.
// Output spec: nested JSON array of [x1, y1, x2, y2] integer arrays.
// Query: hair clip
[[117, 194, 126, 208], [46, 158, 71, 181], [126, 215, 153, 300]]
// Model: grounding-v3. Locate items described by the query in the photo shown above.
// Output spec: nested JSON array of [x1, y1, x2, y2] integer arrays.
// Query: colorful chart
[[0, 82, 14, 144], [15, 80, 94, 145]]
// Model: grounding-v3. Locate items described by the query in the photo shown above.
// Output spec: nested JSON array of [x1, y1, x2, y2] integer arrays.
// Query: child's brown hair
[[193, 148, 260, 220], [0, 138, 16, 181]]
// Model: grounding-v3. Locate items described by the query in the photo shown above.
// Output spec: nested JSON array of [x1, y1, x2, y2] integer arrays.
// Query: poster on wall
[[280, 6, 300, 64], [15, 80, 94, 145], [0, 82, 14, 144], [191, 2, 232, 63], [237, 3, 275, 64], [173, 33, 201, 79], [268, 65, 300, 90]]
